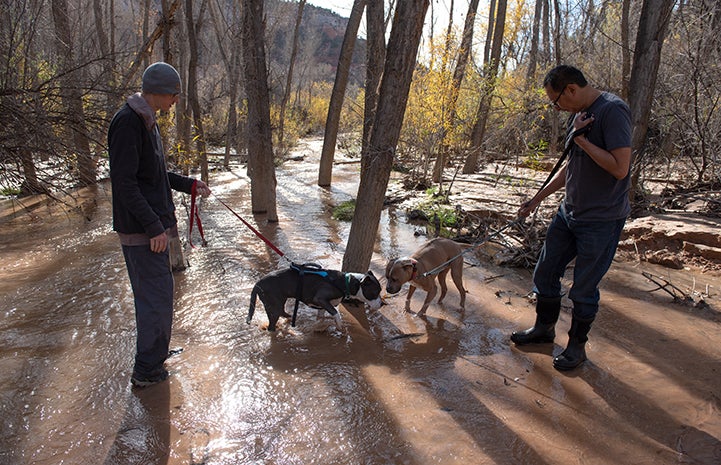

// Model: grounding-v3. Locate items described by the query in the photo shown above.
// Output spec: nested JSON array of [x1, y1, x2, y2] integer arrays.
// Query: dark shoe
[[510, 295, 562, 345], [553, 341, 587, 370], [553, 314, 593, 371], [511, 323, 555, 345], [131, 368, 169, 388]]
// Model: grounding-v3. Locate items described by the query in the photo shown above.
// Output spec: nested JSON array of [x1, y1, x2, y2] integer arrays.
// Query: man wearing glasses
[[510, 65, 632, 371]]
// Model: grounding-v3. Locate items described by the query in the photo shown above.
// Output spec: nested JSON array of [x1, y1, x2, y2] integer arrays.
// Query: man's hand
[[194, 180, 211, 197], [518, 199, 537, 218], [150, 231, 168, 253], [572, 111, 594, 140]]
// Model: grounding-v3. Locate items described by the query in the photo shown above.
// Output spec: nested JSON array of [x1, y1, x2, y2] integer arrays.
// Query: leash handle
[[212, 193, 285, 257], [188, 181, 207, 248]]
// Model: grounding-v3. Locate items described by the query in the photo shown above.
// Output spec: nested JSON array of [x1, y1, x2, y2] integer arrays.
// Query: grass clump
[[332, 199, 356, 221]]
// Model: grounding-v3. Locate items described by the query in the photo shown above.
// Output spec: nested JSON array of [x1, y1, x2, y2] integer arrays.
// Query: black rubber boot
[[553, 315, 594, 371], [510, 295, 562, 345]]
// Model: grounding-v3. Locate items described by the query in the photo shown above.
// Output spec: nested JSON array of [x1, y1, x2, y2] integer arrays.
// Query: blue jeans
[[533, 205, 626, 320], [122, 245, 174, 377]]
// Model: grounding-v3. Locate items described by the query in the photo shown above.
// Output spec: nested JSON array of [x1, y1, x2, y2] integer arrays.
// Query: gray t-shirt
[[564, 91, 632, 221]]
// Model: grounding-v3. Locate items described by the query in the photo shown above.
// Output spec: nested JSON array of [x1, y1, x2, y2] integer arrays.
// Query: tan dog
[[385, 237, 467, 315]]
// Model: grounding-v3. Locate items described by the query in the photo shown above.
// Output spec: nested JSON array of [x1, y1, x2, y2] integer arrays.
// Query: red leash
[[212, 193, 285, 258], [188, 182, 207, 248]]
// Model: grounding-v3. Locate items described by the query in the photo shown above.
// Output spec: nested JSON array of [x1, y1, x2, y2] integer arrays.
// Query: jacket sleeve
[[108, 111, 165, 237], [168, 172, 196, 194]]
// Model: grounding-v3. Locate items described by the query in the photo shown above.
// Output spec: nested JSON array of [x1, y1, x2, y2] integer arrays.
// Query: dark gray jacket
[[108, 94, 195, 241]]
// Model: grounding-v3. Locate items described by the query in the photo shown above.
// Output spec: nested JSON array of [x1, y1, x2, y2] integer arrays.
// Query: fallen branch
[[641, 271, 693, 303]]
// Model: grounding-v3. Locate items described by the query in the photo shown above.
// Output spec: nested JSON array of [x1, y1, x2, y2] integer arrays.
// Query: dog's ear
[[384, 258, 397, 278], [367, 270, 376, 278], [396, 258, 415, 268]]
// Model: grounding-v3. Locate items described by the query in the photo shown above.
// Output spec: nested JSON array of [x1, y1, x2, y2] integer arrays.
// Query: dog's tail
[[247, 285, 260, 324]]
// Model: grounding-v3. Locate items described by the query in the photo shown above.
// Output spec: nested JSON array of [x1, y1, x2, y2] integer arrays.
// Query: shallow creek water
[[1, 138, 720, 465]]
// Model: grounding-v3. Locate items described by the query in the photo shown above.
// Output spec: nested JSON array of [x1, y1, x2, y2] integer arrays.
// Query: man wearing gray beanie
[[108, 61, 211, 388]]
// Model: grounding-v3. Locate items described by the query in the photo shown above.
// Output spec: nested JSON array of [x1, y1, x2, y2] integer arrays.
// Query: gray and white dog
[[247, 264, 383, 331]]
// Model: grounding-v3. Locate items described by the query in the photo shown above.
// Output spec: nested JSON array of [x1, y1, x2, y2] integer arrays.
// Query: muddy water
[[1, 138, 720, 465]]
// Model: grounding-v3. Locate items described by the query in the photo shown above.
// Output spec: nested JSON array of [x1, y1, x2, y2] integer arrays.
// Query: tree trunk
[[167, 9, 187, 270], [184, 0, 208, 183], [542, 0, 550, 64], [432, 0, 481, 183], [171, 12, 189, 171], [362, 0, 386, 153], [342, 0, 430, 273], [278, 0, 306, 157], [629, 0, 676, 197], [109, 0, 116, 63], [93, 0, 110, 60], [552, 0, 562, 64], [483, 0, 496, 65], [19, 148, 43, 195], [93, 0, 117, 113], [162, 0, 174, 64], [51, 0, 95, 187], [318, 0, 366, 187], [621, 0, 631, 100], [544, 0, 560, 155], [451, 0, 481, 115], [142, 0, 151, 70], [525, 0, 543, 83], [242, 0, 278, 221], [442, 0, 455, 74], [224, 40, 243, 168], [462, 0, 507, 174]]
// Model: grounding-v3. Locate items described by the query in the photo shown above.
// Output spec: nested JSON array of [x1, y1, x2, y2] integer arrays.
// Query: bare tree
[[552, 0, 562, 64], [318, 0, 366, 187], [362, 0, 386, 154], [184, 0, 209, 183], [483, 0, 496, 65], [51, 0, 95, 186], [242, 0, 278, 221], [526, 0, 544, 83], [462, 0, 507, 174], [93, 0, 116, 113], [342, 0, 430, 272], [208, 0, 243, 169], [120, 0, 182, 90], [278, 0, 306, 157], [621, 0, 631, 100], [162, 0, 175, 64], [657, 0, 719, 185], [142, 0, 152, 70], [431, 0, 481, 183], [628, 0, 676, 196], [542, 0, 551, 64]]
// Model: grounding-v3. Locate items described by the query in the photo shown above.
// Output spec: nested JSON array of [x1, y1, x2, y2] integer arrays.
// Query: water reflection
[[104, 383, 171, 465]]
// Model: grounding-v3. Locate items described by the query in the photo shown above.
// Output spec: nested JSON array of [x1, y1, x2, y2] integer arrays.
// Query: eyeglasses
[[551, 85, 567, 109]]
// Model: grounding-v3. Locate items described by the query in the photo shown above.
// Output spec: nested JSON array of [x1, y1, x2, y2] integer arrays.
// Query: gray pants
[[122, 245, 174, 378]]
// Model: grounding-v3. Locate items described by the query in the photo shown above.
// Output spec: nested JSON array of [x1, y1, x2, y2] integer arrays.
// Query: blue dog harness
[[289, 263, 352, 326]]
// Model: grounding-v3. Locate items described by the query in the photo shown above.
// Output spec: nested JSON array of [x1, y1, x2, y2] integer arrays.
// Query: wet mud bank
[[1, 138, 720, 464]]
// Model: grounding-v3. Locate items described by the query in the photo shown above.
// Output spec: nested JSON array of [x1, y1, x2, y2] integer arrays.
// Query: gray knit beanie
[[142, 62, 181, 95]]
